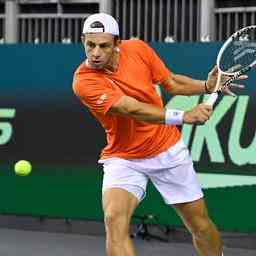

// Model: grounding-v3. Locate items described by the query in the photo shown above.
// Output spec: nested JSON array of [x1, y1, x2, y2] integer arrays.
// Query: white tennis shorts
[[99, 140, 203, 205]]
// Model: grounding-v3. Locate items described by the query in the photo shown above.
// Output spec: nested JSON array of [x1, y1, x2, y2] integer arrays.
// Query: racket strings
[[216, 28, 256, 91], [206, 26, 256, 106], [220, 29, 256, 73]]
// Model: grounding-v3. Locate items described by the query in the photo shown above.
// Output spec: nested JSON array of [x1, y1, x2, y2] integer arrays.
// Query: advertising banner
[[0, 43, 255, 174]]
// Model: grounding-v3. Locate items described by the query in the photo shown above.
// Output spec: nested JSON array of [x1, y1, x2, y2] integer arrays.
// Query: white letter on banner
[[229, 96, 256, 165], [191, 96, 237, 163], [165, 96, 200, 145]]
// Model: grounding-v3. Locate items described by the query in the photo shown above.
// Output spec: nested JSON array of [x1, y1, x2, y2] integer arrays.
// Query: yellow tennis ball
[[14, 160, 32, 176]]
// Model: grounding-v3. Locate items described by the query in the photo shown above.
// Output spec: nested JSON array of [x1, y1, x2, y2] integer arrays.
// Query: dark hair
[[90, 21, 105, 31]]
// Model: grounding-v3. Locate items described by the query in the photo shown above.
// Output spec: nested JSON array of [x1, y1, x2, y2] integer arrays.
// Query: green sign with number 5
[[0, 109, 16, 145]]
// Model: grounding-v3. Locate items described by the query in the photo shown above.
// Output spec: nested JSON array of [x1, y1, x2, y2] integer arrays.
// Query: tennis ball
[[14, 160, 32, 176]]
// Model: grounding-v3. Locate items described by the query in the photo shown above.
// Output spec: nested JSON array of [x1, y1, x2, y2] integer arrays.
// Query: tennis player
[[72, 13, 241, 256]]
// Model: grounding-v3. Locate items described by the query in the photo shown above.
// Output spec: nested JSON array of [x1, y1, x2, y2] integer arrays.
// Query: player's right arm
[[73, 71, 212, 126], [109, 95, 212, 125]]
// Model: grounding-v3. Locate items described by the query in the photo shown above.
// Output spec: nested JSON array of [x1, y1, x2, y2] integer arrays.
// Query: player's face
[[83, 33, 116, 69]]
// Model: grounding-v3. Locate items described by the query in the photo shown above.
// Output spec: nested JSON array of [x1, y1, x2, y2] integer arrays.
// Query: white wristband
[[165, 109, 184, 125]]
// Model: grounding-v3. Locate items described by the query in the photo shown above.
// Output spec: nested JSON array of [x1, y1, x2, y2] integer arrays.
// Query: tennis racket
[[206, 25, 256, 106]]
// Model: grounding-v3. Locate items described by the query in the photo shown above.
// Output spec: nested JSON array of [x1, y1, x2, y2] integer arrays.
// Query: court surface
[[0, 226, 255, 256]]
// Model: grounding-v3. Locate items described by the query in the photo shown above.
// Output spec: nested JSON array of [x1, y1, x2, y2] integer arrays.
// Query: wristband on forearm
[[165, 109, 184, 125]]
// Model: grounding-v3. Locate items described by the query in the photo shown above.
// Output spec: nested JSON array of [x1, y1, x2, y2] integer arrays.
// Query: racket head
[[206, 26, 256, 106], [213, 25, 256, 92]]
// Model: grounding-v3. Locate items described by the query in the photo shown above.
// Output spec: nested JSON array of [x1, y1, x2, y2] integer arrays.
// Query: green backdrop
[[0, 43, 255, 232]]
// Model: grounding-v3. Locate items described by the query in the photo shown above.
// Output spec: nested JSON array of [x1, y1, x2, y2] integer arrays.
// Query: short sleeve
[[73, 76, 124, 115], [137, 40, 171, 84]]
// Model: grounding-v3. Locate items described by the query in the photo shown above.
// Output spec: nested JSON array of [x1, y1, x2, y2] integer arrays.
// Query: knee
[[104, 208, 129, 231], [104, 208, 130, 245]]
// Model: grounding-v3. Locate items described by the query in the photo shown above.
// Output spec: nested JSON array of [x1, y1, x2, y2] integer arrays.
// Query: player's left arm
[[161, 66, 223, 96], [161, 66, 246, 96], [161, 73, 206, 96]]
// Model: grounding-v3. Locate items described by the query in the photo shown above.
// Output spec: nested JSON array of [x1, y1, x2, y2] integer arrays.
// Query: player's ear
[[81, 34, 85, 43]]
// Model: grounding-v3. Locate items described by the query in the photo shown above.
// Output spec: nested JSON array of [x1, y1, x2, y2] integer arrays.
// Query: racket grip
[[205, 92, 219, 106]]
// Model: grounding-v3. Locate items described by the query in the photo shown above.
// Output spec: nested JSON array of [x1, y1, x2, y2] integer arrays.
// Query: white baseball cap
[[82, 13, 119, 36]]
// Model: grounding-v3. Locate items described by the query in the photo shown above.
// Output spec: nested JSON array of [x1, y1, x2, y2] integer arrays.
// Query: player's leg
[[173, 198, 222, 256], [147, 140, 223, 255], [103, 187, 139, 256], [100, 160, 147, 256]]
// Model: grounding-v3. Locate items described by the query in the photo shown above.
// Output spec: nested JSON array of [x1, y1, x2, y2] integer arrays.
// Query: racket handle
[[205, 92, 219, 106]]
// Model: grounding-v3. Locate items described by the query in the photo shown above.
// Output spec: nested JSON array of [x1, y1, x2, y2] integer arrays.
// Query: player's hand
[[205, 65, 247, 96], [205, 65, 219, 93], [183, 103, 213, 125], [222, 83, 245, 96]]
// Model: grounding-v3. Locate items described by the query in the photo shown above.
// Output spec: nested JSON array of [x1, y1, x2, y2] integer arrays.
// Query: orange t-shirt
[[73, 39, 181, 160]]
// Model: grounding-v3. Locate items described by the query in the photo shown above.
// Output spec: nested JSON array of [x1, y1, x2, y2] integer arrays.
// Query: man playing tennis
[[73, 13, 244, 256]]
